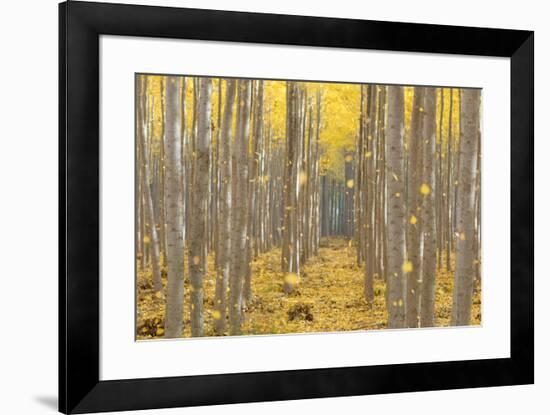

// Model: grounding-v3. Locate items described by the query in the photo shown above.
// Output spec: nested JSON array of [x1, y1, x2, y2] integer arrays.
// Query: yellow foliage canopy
[[141, 74, 463, 178]]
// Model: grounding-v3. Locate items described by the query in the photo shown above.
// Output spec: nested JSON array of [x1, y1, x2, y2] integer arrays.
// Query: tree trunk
[[282, 82, 300, 294], [436, 88, 444, 270], [188, 78, 213, 337], [445, 89, 454, 271], [419, 88, 437, 327], [405, 87, 426, 328], [244, 80, 264, 303], [214, 79, 236, 335], [364, 85, 377, 303], [229, 80, 252, 335], [385, 85, 406, 329], [451, 89, 480, 326], [163, 76, 185, 338]]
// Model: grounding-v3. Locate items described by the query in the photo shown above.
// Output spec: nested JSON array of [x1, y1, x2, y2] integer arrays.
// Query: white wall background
[[0, 0, 543, 414]]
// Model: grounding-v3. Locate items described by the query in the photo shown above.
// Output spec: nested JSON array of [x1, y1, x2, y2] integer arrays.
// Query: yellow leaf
[[346, 179, 354, 188], [284, 273, 300, 286], [459, 233, 466, 241], [193, 256, 200, 265], [212, 310, 221, 320], [155, 291, 162, 299], [420, 183, 431, 195], [410, 215, 417, 225], [156, 327, 164, 336], [143, 235, 150, 244], [402, 261, 413, 273], [299, 171, 308, 186]]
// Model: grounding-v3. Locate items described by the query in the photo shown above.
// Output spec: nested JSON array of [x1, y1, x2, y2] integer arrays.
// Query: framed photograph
[[59, 1, 533, 413]]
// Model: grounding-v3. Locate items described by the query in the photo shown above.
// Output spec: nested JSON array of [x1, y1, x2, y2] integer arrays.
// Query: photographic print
[[135, 75, 481, 340]]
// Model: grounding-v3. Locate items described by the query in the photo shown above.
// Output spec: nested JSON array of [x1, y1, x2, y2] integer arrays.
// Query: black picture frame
[[59, 1, 534, 413]]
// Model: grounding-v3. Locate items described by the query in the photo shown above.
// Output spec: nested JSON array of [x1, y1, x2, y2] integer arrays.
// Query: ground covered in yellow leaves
[[137, 238, 481, 339]]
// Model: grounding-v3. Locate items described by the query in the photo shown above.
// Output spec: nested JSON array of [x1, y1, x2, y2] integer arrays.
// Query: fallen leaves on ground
[[136, 237, 481, 339]]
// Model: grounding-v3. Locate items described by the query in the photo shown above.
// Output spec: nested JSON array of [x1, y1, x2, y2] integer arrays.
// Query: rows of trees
[[136, 74, 481, 337]]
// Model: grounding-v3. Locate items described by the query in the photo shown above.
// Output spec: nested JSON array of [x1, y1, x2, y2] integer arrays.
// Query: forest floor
[[137, 237, 481, 339]]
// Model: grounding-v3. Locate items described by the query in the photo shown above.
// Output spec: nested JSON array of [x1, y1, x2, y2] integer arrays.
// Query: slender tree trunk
[[214, 79, 236, 335], [229, 80, 252, 334], [364, 85, 377, 303], [188, 78, 212, 337], [378, 87, 388, 283], [163, 76, 185, 338], [244, 80, 264, 302], [446, 89, 454, 272], [282, 82, 300, 293], [451, 89, 480, 326], [474, 141, 482, 283], [158, 80, 168, 265], [356, 86, 366, 265], [436, 88, 444, 270], [419, 88, 437, 327], [138, 172, 146, 270], [385, 85, 406, 328], [180, 77, 189, 249], [405, 87, 426, 328], [312, 90, 322, 255]]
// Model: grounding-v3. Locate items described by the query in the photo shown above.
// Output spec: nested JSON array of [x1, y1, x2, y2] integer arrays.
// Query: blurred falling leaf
[[420, 183, 431, 195], [402, 261, 413, 273]]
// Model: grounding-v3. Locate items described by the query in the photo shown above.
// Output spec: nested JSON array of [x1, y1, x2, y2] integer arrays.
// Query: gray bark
[[229, 80, 252, 335], [385, 86, 406, 329], [214, 79, 236, 335], [405, 87, 426, 328], [282, 82, 300, 294], [419, 88, 437, 327], [446, 89, 454, 271], [244, 80, 264, 303], [364, 85, 377, 303], [451, 89, 480, 326], [188, 78, 212, 337], [164, 76, 185, 338]]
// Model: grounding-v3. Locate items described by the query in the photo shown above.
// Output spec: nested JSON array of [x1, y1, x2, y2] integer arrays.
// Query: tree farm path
[[137, 237, 481, 339]]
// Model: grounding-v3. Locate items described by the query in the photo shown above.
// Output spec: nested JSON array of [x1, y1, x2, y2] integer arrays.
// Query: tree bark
[[282, 82, 300, 294], [188, 78, 213, 337], [364, 85, 377, 303], [445, 89, 455, 272], [451, 89, 480, 326], [385, 86, 406, 329], [214, 79, 236, 335], [244, 80, 264, 303], [229, 80, 252, 335], [163, 76, 185, 338], [419, 88, 437, 327], [405, 87, 426, 328]]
